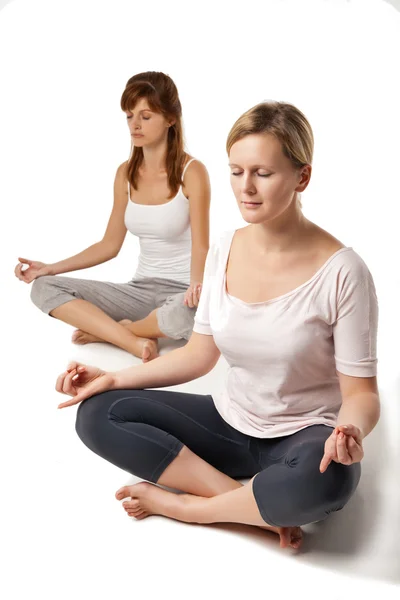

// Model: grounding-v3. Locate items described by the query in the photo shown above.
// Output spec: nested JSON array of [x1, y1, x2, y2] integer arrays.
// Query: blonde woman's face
[[229, 133, 307, 224], [125, 97, 173, 147]]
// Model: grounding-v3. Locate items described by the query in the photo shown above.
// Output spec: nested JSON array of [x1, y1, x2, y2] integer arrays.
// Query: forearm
[[112, 344, 217, 390], [336, 392, 380, 439], [48, 241, 115, 275], [190, 244, 208, 283]]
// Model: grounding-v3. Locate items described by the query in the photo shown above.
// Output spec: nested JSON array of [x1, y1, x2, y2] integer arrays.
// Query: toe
[[135, 512, 148, 520], [278, 527, 290, 548], [116, 485, 134, 501], [123, 500, 140, 510], [291, 528, 303, 549], [142, 346, 151, 361]]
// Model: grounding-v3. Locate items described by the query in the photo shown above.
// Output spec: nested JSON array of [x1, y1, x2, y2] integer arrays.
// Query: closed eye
[[231, 172, 272, 177]]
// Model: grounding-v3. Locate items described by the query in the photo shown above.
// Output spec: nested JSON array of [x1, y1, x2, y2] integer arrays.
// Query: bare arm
[[336, 373, 380, 439], [184, 160, 211, 284], [112, 332, 221, 389], [47, 162, 129, 275]]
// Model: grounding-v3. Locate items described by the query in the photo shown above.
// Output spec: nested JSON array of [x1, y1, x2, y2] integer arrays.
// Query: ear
[[295, 164, 312, 193]]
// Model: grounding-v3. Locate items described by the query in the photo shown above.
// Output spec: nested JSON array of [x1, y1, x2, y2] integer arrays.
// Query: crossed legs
[[75, 390, 360, 549]]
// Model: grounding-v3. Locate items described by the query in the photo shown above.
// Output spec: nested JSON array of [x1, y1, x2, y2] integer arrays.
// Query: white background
[[1, 0, 399, 598]]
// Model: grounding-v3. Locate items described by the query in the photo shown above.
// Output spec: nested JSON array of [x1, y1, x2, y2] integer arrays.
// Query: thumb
[[18, 257, 32, 265]]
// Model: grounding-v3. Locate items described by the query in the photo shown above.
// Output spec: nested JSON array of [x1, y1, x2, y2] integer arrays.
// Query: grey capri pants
[[30, 275, 196, 340], [76, 389, 361, 527]]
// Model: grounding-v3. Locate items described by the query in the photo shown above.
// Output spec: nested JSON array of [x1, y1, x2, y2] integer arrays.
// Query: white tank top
[[124, 158, 196, 285]]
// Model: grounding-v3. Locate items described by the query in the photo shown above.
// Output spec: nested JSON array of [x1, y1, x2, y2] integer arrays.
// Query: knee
[[318, 460, 361, 510], [253, 443, 361, 527], [30, 275, 56, 311], [75, 394, 108, 450], [292, 439, 361, 515]]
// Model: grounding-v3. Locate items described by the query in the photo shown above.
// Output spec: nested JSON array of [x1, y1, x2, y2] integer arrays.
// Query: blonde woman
[[14, 72, 210, 362], [55, 101, 379, 549]]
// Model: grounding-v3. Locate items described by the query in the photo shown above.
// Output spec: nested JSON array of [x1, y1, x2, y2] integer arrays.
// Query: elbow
[[187, 349, 220, 379], [109, 247, 120, 259], [191, 240, 209, 255], [101, 241, 120, 260]]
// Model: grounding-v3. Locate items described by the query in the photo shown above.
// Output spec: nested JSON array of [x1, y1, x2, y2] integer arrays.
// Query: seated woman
[[55, 100, 380, 550], [14, 71, 210, 362]]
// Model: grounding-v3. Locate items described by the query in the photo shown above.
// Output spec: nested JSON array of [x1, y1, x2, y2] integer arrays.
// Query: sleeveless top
[[124, 158, 196, 285]]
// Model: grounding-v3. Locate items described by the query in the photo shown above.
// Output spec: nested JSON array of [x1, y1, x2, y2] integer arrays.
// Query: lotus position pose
[[55, 101, 379, 549], [14, 71, 210, 362]]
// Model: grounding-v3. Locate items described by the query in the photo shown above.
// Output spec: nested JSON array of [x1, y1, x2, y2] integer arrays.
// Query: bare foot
[[116, 482, 179, 521], [71, 329, 102, 345], [115, 483, 303, 549], [139, 338, 159, 363]]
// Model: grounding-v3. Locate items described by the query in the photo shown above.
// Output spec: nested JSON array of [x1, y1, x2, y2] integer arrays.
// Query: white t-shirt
[[193, 229, 378, 438]]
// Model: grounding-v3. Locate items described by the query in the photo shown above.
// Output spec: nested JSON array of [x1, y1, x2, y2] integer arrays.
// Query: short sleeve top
[[193, 229, 378, 438]]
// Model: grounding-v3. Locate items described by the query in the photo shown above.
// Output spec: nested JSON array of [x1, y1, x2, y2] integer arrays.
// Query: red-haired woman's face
[[229, 133, 310, 225], [125, 97, 174, 147]]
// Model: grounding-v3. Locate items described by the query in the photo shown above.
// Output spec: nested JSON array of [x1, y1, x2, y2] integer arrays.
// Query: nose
[[131, 117, 141, 130], [241, 173, 256, 195]]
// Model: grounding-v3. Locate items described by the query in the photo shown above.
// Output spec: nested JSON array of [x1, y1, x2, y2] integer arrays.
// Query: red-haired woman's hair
[[121, 71, 186, 198]]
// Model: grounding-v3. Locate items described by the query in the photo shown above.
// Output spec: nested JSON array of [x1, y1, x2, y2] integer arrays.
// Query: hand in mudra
[[56, 362, 115, 409], [14, 257, 51, 283], [319, 424, 364, 473]]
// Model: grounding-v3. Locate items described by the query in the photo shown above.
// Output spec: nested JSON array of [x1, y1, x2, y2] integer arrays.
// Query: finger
[[66, 363, 86, 376], [319, 452, 333, 473], [347, 436, 363, 462], [18, 257, 32, 265], [62, 369, 78, 396], [336, 432, 352, 465], [347, 436, 361, 451], [15, 264, 26, 281], [337, 425, 362, 444], [187, 290, 194, 308], [55, 371, 69, 394], [193, 286, 202, 306], [58, 393, 86, 409]]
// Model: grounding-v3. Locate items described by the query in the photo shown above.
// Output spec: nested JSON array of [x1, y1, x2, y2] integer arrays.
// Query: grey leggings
[[76, 389, 361, 527]]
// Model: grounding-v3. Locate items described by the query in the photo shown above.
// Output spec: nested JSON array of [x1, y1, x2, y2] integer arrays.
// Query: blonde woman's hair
[[226, 101, 314, 208]]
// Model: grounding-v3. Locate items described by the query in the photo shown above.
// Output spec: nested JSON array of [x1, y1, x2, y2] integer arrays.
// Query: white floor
[[4, 298, 399, 600]]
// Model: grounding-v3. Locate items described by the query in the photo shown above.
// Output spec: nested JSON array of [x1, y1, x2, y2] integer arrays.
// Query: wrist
[[46, 263, 57, 276], [358, 427, 367, 441], [109, 371, 120, 390]]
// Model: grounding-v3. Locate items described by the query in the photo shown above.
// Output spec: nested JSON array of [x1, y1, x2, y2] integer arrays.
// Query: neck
[[140, 138, 169, 173], [250, 194, 310, 253]]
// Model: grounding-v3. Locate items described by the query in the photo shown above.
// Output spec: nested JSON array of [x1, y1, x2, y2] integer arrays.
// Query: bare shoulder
[[182, 157, 210, 199], [113, 161, 129, 203], [183, 157, 209, 180], [115, 160, 129, 181]]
